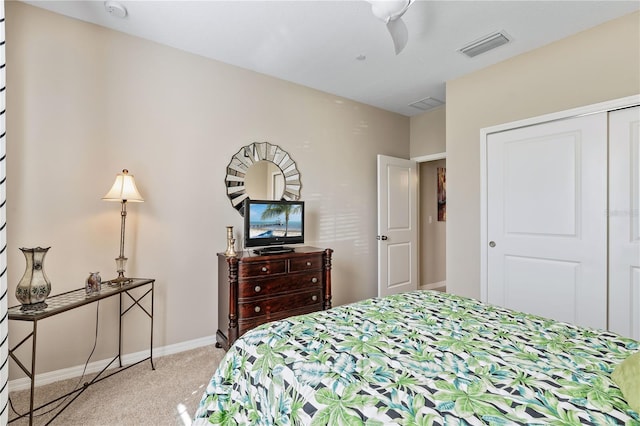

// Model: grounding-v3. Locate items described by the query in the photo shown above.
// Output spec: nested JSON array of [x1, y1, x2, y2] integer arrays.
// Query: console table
[[8, 278, 155, 425]]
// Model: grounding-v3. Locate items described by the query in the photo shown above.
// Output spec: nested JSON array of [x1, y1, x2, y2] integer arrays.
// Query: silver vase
[[16, 246, 52, 308]]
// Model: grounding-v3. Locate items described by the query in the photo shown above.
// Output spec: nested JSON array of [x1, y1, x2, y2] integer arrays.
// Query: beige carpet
[[8, 344, 226, 425]]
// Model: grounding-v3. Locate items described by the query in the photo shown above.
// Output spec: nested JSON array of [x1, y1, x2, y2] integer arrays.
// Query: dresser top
[[218, 246, 330, 261]]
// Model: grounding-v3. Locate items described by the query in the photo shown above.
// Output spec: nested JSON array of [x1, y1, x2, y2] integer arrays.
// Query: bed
[[194, 290, 639, 425]]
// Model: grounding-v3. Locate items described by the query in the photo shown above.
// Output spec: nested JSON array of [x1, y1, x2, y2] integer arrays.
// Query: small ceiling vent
[[408, 97, 445, 112], [459, 31, 510, 58]]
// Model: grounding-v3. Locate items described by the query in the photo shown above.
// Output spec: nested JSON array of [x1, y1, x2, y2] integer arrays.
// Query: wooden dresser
[[216, 247, 333, 350]]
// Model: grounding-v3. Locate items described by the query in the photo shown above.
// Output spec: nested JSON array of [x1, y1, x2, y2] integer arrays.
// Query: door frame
[[479, 94, 640, 303], [411, 152, 447, 291], [377, 152, 447, 296], [412, 152, 446, 163]]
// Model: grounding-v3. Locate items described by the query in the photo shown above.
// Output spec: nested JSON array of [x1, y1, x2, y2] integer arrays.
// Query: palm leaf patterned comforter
[[195, 290, 639, 425]]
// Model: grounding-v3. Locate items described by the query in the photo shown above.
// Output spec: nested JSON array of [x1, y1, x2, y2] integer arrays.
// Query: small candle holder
[[224, 226, 237, 257]]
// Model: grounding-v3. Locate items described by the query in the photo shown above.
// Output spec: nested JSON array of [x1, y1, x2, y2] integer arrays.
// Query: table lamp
[[103, 169, 144, 284]]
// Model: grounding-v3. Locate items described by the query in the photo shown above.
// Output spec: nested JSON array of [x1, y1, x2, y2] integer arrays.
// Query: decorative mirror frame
[[225, 142, 302, 216]]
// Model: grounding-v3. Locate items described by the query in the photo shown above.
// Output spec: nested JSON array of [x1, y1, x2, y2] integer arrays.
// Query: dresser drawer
[[238, 289, 322, 320], [239, 260, 286, 278], [238, 272, 322, 299], [289, 254, 323, 272], [238, 304, 323, 336]]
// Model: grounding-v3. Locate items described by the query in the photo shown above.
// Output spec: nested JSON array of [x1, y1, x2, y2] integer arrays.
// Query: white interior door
[[487, 113, 608, 329], [609, 106, 640, 339], [377, 155, 418, 297]]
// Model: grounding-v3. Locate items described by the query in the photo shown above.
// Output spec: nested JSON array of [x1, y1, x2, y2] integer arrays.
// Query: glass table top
[[8, 278, 154, 320]]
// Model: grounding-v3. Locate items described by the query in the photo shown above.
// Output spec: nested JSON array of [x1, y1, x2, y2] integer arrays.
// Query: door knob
[[377, 235, 388, 241], [489, 241, 496, 247]]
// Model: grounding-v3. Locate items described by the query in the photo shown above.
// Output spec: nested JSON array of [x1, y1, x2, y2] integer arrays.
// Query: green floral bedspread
[[194, 290, 639, 425]]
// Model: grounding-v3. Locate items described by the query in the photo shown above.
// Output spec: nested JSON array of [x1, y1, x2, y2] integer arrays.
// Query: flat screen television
[[243, 199, 305, 254]]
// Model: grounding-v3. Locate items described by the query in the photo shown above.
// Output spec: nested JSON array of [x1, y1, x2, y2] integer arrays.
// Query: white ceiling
[[22, 0, 640, 116]]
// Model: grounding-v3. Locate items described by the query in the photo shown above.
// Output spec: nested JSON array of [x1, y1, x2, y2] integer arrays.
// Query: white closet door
[[609, 106, 640, 339], [487, 113, 608, 329]]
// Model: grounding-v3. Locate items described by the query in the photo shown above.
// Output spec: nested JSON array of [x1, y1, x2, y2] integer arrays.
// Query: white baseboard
[[8, 335, 217, 392], [420, 281, 446, 291]]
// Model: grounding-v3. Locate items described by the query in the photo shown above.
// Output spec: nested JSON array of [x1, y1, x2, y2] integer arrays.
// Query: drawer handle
[[311, 277, 318, 284], [306, 261, 312, 266], [254, 285, 261, 293], [254, 306, 261, 313], [311, 295, 318, 301], [261, 266, 268, 272]]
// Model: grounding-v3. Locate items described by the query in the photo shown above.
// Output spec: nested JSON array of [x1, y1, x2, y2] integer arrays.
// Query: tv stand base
[[253, 246, 294, 255]]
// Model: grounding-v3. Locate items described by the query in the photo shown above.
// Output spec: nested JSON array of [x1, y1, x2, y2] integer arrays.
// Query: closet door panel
[[609, 106, 640, 339], [487, 113, 608, 329]]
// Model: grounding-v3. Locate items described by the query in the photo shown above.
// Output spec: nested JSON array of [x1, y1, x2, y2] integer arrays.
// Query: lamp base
[[108, 256, 132, 286], [108, 276, 133, 286]]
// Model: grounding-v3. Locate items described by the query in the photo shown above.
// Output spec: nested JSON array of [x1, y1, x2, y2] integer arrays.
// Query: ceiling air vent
[[459, 31, 510, 58], [408, 97, 444, 112]]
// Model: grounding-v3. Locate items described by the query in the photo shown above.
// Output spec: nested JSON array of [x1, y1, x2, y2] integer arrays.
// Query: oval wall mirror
[[225, 142, 302, 216]]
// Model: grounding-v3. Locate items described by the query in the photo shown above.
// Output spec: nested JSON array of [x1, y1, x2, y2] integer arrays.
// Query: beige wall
[[446, 11, 640, 298], [419, 160, 446, 286], [6, 2, 409, 378], [410, 106, 445, 158]]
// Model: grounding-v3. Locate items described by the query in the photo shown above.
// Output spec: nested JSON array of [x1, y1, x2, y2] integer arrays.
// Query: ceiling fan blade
[[387, 18, 409, 55]]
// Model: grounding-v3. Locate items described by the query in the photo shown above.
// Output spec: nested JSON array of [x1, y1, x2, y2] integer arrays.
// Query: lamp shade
[[102, 169, 144, 202]]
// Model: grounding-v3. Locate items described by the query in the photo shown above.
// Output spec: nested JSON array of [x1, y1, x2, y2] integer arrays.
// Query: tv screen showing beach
[[248, 203, 303, 239]]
